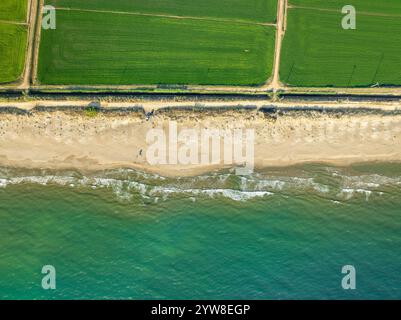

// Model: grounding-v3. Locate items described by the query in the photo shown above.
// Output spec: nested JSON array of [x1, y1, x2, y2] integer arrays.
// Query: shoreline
[[1, 101, 401, 177]]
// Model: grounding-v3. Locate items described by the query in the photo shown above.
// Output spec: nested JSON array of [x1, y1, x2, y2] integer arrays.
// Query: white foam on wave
[[252, 178, 286, 191], [0, 178, 7, 188], [149, 185, 273, 201], [1, 167, 400, 202], [339, 173, 401, 188], [6, 175, 76, 186], [338, 188, 373, 201], [239, 175, 330, 193], [285, 177, 331, 194], [0, 173, 272, 202]]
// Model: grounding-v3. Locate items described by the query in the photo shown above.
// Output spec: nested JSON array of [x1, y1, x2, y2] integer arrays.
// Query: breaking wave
[[0, 165, 400, 202]]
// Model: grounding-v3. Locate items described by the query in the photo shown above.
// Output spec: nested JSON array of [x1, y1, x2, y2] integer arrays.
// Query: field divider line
[[55, 7, 276, 27], [25, 0, 31, 24], [287, 4, 401, 19], [0, 19, 28, 26]]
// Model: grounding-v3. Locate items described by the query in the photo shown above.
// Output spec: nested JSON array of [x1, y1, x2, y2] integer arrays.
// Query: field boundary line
[[25, 0, 30, 24], [288, 4, 401, 19], [0, 0, 30, 26], [55, 7, 276, 27], [0, 19, 28, 26]]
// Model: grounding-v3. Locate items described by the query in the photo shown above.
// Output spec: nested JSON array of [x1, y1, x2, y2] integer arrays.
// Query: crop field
[[290, 0, 401, 15], [38, 0, 277, 86], [280, 1, 401, 87], [0, 0, 28, 84], [45, 0, 278, 23], [0, 0, 28, 22]]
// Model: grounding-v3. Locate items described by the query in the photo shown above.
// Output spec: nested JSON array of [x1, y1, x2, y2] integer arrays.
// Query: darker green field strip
[[0, 0, 28, 22], [38, 11, 275, 86], [289, 0, 401, 15], [0, 23, 27, 83], [280, 8, 401, 87], [45, 0, 278, 24], [53, 7, 276, 27]]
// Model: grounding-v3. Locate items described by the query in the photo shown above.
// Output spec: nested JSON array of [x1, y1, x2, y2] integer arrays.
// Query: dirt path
[[269, 0, 287, 93], [31, 0, 44, 86], [56, 7, 276, 27], [18, 0, 40, 89]]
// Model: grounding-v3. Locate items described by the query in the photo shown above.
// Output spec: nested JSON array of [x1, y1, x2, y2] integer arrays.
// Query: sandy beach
[[1, 101, 401, 177]]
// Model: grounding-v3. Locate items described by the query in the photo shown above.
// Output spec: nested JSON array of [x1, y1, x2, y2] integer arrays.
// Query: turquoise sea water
[[0, 164, 400, 299]]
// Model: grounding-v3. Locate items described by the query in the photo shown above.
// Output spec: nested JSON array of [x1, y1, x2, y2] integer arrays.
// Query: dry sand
[[0, 103, 401, 177]]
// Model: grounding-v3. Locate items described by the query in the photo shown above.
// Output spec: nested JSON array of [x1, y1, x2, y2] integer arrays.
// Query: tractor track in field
[[0, 20, 28, 26], [55, 7, 277, 27]]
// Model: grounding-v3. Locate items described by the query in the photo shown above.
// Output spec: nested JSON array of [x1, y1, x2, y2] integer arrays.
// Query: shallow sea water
[[0, 164, 400, 299]]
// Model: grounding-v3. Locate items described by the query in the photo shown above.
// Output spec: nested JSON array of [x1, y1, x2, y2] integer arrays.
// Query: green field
[[280, 6, 401, 87], [0, 23, 27, 83], [38, 9, 276, 86], [0, 0, 28, 83], [0, 23, 27, 84], [0, 0, 28, 22], [45, 0, 278, 23], [290, 0, 401, 15]]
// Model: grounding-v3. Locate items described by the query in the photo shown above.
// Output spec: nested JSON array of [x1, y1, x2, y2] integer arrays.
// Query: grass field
[[45, 0, 278, 23], [280, 5, 401, 87], [0, 0, 28, 22], [290, 0, 401, 15], [0, 0, 28, 84], [0, 23, 27, 83], [38, 6, 276, 86]]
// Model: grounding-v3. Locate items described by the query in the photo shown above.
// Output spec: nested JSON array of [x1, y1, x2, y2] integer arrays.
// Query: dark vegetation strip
[[2, 104, 401, 118]]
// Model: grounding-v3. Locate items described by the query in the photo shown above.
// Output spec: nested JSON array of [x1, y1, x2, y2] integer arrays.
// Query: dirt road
[[269, 0, 287, 92], [18, 0, 40, 89]]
